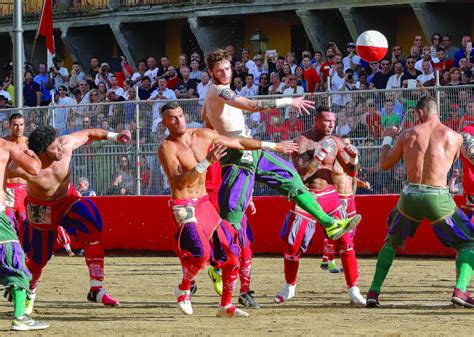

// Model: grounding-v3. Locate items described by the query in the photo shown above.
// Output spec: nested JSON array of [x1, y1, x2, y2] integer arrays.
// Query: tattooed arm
[[215, 85, 314, 115]]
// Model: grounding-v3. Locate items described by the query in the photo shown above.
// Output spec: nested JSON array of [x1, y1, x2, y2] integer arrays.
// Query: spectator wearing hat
[[248, 54, 268, 85], [343, 42, 361, 81], [23, 70, 42, 107], [50, 56, 69, 91], [95, 62, 113, 89]]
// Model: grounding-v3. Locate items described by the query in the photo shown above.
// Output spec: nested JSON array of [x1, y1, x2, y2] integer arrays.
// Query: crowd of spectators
[[0, 32, 473, 196]]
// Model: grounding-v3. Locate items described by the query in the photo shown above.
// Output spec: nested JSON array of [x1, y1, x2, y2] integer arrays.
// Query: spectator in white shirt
[[95, 62, 113, 89], [196, 72, 210, 105], [386, 62, 405, 89], [241, 74, 259, 97], [131, 59, 147, 86], [248, 54, 267, 85], [233, 77, 245, 96], [148, 78, 177, 133], [282, 75, 305, 118], [51, 57, 69, 91], [145, 56, 160, 84], [50, 85, 75, 133], [417, 60, 435, 86], [268, 71, 285, 95]]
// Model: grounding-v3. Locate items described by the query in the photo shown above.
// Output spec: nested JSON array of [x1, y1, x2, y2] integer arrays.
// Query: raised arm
[[380, 126, 404, 170], [5, 140, 41, 176], [291, 135, 337, 180], [60, 128, 131, 151], [461, 132, 474, 165], [214, 85, 314, 115], [158, 140, 225, 187], [335, 138, 359, 177], [198, 128, 298, 154]]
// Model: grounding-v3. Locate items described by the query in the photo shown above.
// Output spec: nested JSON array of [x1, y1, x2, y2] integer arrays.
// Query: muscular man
[[366, 96, 474, 308], [203, 48, 360, 242], [4, 114, 29, 241], [9, 126, 130, 314], [275, 107, 366, 305], [158, 101, 297, 317], [0, 138, 48, 330], [4, 114, 74, 257], [321, 136, 371, 273], [460, 124, 474, 220]]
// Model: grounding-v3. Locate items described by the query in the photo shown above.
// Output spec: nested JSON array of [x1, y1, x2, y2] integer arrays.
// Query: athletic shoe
[[238, 291, 260, 309], [273, 283, 296, 303], [366, 289, 380, 308], [11, 315, 49, 331], [320, 262, 329, 270], [451, 288, 474, 308], [66, 250, 75, 257], [87, 289, 120, 307], [348, 286, 366, 306], [325, 214, 362, 240], [207, 266, 223, 296], [328, 260, 343, 273], [79, 249, 85, 256], [175, 287, 193, 315], [216, 304, 249, 318], [24, 293, 36, 315]]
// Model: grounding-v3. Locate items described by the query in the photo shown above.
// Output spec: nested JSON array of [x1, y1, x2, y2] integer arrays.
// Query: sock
[[179, 279, 192, 291], [293, 191, 334, 228], [323, 238, 336, 261], [64, 243, 72, 252], [239, 257, 252, 294], [181, 264, 200, 290], [284, 259, 298, 285], [455, 249, 474, 292], [340, 248, 359, 288], [220, 265, 238, 307], [26, 260, 43, 293], [84, 243, 105, 291], [12, 288, 27, 318], [369, 244, 396, 293]]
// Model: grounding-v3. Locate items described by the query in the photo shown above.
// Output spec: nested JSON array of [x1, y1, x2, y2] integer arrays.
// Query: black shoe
[[190, 283, 198, 297], [238, 291, 260, 309]]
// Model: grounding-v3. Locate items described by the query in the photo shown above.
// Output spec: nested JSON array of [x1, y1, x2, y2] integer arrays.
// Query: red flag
[[37, 0, 55, 67]]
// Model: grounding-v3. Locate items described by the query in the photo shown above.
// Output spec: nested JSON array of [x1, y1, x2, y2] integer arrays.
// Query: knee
[[386, 234, 404, 249]]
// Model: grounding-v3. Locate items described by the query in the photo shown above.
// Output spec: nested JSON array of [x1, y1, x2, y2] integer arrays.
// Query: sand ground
[[1, 254, 473, 336]]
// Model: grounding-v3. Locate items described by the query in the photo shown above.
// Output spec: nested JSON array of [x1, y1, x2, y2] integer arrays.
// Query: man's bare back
[[382, 120, 462, 187]]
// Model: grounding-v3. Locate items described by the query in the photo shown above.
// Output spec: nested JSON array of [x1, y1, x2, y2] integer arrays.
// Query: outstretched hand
[[117, 130, 132, 143], [206, 141, 227, 163], [382, 125, 399, 138], [291, 96, 315, 116], [275, 141, 299, 154]]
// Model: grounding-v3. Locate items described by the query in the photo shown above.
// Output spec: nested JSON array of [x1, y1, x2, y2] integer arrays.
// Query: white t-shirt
[[343, 55, 361, 80], [417, 73, 435, 85], [331, 72, 352, 106], [386, 73, 404, 89], [53, 67, 70, 91], [415, 58, 439, 73], [196, 81, 210, 105], [52, 96, 75, 129], [145, 68, 160, 83], [240, 85, 259, 97], [0, 89, 12, 102]]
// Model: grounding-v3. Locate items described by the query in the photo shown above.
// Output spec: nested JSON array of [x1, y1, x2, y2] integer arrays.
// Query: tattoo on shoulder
[[219, 88, 237, 101], [255, 99, 277, 110]]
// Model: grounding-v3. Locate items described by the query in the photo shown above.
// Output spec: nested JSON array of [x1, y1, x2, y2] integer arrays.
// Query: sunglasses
[[382, 63, 390, 66], [406, 61, 414, 64], [260, 77, 268, 80], [58, 88, 66, 92]]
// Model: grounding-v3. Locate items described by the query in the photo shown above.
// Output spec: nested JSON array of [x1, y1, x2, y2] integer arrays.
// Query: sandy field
[[0, 254, 473, 336]]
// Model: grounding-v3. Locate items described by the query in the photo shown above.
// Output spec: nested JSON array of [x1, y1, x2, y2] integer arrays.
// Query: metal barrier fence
[[0, 84, 472, 196]]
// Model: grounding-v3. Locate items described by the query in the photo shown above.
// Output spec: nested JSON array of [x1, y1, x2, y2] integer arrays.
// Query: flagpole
[[30, 0, 47, 65], [12, 0, 23, 108]]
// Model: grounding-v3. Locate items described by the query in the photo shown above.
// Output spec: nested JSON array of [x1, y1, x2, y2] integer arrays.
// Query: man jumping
[[158, 101, 298, 317]]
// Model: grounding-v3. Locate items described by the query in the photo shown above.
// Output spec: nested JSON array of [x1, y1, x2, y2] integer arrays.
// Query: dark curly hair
[[205, 48, 231, 71], [28, 125, 57, 155]]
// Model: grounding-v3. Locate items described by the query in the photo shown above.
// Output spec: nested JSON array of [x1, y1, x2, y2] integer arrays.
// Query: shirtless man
[[4, 113, 29, 241], [366, 96, 474, 308], [203, 48, 360, 243], [460, 123, 474, 220], [0, 137, 48, 330], [321, 136, 371, 273], [158, 101, 297, 317], [4, 114, 74, 257], [275, 107, 366, 305], [9, 126, 130, 314]]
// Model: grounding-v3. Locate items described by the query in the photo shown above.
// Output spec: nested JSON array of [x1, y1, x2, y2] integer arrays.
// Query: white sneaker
[[24, 293, 36, 315], [274, 283, 296, 303], [348, 286, 366, 306], [175, 287, 193, 315], [216, 304, 249, 318]]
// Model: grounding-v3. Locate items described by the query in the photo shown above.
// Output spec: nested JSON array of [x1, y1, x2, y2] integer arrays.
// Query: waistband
[[169, 195, 209, 207], [338, 193, 354, 199], [308, 185, 337, 197], [27, 184, 76, 206], [403, 183, 449, 193], [6, 183, 27, 189]]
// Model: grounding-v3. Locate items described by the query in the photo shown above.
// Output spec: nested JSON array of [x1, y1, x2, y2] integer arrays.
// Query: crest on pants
[[27, 203, 52, 225]]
